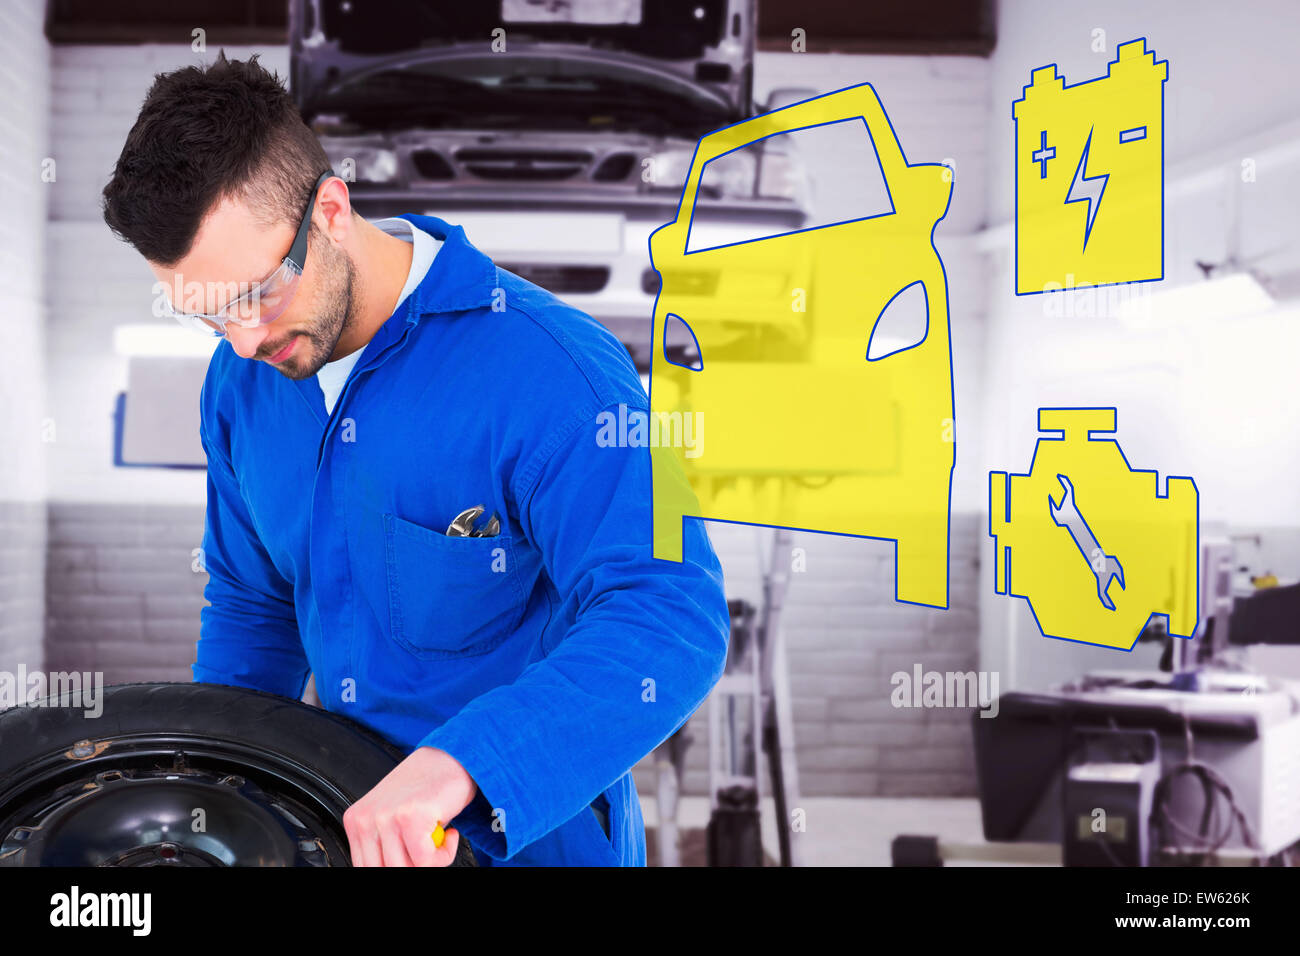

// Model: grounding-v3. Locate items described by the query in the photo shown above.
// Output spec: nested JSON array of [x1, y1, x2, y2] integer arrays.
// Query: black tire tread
[[0, 682, 404, 801], [0, 682, 478, 866]]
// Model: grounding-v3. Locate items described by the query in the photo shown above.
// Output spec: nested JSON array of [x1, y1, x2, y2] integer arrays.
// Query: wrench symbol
[[1048, 474, 1125, 610]]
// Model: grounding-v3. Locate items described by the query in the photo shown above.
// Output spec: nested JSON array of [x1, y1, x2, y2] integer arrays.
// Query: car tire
[[0, 682, 477, 867]]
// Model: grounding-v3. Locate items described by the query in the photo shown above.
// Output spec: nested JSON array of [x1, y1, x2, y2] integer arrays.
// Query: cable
[[1092, 830, 1128, 867], [1150, 713, 1261, 865]]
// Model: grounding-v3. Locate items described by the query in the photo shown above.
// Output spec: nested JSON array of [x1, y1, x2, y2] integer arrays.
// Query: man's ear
[[317, 175, 354, 242]]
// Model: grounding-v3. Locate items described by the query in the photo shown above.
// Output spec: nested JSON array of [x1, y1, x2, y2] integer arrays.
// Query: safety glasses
[[160, 169, 334, 337]]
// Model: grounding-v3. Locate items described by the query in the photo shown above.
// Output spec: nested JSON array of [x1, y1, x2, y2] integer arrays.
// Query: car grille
[[456, 149, 593, 181], [410, 149, 455, 180]]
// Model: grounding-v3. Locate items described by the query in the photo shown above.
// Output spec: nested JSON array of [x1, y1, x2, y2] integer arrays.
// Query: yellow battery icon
[[1013, 38, 1168, 295]]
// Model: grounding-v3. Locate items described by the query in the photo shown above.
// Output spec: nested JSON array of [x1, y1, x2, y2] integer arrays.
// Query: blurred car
[[289, 0, 814, 368]]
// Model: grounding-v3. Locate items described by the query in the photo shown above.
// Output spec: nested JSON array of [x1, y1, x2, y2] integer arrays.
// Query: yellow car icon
[[648, 83, 956, 609]]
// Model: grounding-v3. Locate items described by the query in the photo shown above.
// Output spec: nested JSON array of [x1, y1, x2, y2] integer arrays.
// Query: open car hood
[[289, 0, 754, 123]]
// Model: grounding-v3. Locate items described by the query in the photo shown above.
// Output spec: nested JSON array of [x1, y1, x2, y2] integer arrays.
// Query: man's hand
[[343, 746, 478, 867]]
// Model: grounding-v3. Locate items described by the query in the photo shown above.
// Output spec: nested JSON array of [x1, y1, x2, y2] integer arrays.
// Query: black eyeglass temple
[[286, 169, 333, 272]]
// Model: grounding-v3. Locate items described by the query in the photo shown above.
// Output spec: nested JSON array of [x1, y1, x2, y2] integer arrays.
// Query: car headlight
[[641, 149, 695, 192], [645, 145, 804, 203], [643, 146, 755, 199], [695, 148, 756, 199]]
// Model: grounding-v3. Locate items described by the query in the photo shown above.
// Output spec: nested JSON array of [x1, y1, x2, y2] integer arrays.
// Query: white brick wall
[[47, 45, 282, 505], [632, 516, 980, 798], [45, 503, 201, 683], [753, 51, 992, 234], [0, 0, 51, 673]]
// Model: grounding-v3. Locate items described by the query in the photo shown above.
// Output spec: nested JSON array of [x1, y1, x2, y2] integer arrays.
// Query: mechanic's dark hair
[[102, 51, 331, 265]]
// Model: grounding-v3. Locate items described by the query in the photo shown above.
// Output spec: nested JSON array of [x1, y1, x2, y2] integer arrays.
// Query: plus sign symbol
[[1031, 130, 1055, 179]]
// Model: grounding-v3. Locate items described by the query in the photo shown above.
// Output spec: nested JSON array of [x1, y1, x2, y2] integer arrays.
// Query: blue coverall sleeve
[[419, 400, 730, 860], [192, 420, 311, 700]]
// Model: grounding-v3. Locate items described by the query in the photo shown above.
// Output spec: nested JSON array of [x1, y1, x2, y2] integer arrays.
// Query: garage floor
[[640, 796, 988, 866]]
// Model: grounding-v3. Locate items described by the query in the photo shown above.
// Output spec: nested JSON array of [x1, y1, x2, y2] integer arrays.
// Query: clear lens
[[160, 258, 304, 336], [220, 259, 304, 328], [179, 312, 226, 338]]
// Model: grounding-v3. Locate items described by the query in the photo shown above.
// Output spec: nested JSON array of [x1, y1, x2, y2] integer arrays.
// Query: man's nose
[[224, 322, 272, 360]]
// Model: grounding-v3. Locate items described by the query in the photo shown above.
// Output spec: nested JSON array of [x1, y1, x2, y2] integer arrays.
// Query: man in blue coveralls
[[100, 53, 729, 866]]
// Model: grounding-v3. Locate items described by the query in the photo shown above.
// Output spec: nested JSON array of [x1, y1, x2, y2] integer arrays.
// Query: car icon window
[[686, 116, 896, 254], [662, 313, 704, 370]]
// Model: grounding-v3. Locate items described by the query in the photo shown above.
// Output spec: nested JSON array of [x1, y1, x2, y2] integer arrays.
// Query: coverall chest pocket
[[383, 513, 525, 660]]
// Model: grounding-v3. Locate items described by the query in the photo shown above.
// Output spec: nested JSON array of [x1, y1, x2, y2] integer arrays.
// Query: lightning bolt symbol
[[1065, 127, 1109, 252]]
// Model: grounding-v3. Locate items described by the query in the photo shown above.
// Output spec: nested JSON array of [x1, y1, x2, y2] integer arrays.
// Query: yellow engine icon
[[1013, 37, 1168, 295], [989, 408, 1199, 650]]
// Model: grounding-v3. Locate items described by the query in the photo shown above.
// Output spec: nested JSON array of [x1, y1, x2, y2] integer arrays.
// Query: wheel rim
[[0, 734, 354, 867]]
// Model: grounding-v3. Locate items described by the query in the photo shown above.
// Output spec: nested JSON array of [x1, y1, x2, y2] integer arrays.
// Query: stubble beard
[[270, 239, 358, 381]]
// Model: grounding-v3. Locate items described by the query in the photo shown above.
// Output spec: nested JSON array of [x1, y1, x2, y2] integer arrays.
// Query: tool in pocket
[[446, 504, 501, 538]]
